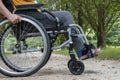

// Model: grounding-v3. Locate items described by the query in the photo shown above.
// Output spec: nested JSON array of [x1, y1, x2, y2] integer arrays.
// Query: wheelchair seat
[[3, 0, 63, 31], [15, 9, 58, 31]]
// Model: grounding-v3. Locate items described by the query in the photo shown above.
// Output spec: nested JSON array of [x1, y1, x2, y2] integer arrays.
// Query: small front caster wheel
[[68, 60, 85, 75]]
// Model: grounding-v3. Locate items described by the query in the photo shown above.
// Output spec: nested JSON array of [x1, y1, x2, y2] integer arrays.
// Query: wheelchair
[[0, 0, 89, 77]]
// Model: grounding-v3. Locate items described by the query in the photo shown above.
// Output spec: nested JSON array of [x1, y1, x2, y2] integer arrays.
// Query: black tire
[[67, 59, 72, 68], [0, 14, 51, 77], [68, 60, 85, 75]]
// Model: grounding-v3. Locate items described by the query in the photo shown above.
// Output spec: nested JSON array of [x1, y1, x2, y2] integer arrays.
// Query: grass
[[98, 48, 120, 60], [53, 48, 69, 55], [53, 48, 120, 60]]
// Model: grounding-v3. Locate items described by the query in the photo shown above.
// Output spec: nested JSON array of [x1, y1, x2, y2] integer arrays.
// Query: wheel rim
[[69, 60, 84, 75], [0, 16, 49, 76]]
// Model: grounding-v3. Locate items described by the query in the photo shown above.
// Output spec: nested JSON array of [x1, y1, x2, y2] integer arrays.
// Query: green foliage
[[53, 34, 67, 47], [37, 0, 120, 47], [106, 18, 120, 46], [53, 48, 68, 55], [98, 48, 120, 60], [54, 48, 120, 60]]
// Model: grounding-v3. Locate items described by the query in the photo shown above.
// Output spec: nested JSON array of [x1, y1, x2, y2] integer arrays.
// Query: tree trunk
[[78, 9, 83, 27], [78, 2, 83, 27], [97, 29, 106, 48], [97, 4, 106, 48]]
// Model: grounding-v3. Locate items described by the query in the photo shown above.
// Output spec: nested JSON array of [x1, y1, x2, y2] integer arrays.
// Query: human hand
[[8, 14, 22, 24]]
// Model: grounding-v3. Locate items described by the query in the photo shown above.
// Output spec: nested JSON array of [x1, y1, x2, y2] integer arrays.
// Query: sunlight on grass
[[53, 48, 68, 55], [53, 48, 120, 60], [98, 48, 120, 60]]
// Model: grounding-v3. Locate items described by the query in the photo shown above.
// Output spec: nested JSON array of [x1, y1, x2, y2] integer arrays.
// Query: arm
[[0, 0, 21, 24]]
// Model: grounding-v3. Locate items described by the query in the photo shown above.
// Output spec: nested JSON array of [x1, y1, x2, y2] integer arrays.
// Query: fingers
[[13, 15, 22, 24], [9, 14, 22, 24], [14, 18, 21, 24]]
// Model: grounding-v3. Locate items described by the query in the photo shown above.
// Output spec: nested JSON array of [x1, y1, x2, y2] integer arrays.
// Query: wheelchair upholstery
[[15, 10, 58, 31], [2, 0, 14, 12], [3, 0, 61, 31]]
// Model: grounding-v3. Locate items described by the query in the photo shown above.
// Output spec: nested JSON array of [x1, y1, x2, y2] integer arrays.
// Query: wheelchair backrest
[[2, 0, 14, 12], [3, 0, 57, 30]]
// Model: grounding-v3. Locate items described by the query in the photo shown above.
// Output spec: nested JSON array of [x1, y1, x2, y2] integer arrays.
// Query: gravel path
[[0, 54, 120, 80]]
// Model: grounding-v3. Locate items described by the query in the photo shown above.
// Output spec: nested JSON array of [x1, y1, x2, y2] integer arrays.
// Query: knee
[[62, 11, 71, 15]]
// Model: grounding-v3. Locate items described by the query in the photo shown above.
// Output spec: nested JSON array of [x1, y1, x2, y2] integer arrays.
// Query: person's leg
[[52, 11, 87, 58], [45, 11, 86, 57], [72, 36, 85, 56], [45, 11, 75, 26], [74, 37, 101, 59], [53, 11, 75, 26], [44, 11, 100, 59]]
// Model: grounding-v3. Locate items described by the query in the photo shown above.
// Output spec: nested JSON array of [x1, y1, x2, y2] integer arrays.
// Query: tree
[[79, 0, 120, 48], [106, 19, 120, 47], [38, 0, 120, 48]]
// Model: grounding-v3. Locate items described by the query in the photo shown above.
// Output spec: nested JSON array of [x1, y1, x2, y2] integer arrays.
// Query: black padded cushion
[[16, 10, 57, 31], [2, 0, 14, 12]]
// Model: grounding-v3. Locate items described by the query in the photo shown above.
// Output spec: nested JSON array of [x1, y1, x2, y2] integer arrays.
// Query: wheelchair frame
[[51, 24, 89, 50], [10, 0, 89, 51], [0, 1, 89, 77], [12, 3, 89, 53]]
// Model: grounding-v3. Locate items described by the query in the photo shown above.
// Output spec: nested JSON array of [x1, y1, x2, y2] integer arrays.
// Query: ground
[[0, 54, 120, 80]]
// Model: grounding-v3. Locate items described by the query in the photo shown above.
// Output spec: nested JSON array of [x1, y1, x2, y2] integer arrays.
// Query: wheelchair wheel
[[68, 60, 85, 75], [0, 15, 51, 77]]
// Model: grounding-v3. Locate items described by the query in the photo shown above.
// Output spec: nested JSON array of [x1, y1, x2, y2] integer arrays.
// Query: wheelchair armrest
[[16, 3, 44, 10]]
